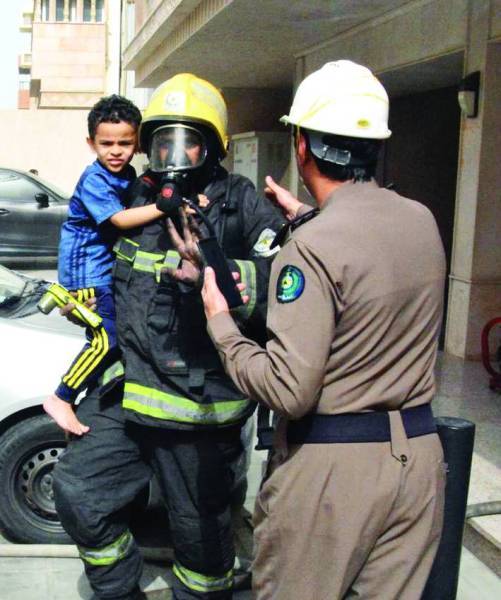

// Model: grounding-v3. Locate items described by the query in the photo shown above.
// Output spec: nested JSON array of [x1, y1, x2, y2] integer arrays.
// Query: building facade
[[17, 0, 121, 110], [1, 1, 123, 193], [122, 0, 501, 360]]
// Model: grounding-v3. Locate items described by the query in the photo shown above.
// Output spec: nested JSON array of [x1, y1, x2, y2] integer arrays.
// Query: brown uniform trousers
[[209, 180, 447, 599], [252, 418, 445, 599]]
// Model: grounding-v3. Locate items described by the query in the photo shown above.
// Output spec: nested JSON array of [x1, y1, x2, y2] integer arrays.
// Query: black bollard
[[422, 417, 475, 600]]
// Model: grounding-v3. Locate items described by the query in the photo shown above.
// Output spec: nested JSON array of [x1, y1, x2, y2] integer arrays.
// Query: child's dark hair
[[88, 94, 142, 139]]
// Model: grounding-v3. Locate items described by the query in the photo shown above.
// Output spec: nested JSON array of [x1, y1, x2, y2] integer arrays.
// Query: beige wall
[[31, 22, 106, 108], [0, 109, 94, 195]]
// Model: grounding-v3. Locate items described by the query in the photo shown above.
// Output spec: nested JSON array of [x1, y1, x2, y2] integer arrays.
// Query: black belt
[[287, 404, 436, 444]]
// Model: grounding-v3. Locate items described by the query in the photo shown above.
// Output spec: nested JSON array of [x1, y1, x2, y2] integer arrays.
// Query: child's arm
[[110, 204, 164, 230]]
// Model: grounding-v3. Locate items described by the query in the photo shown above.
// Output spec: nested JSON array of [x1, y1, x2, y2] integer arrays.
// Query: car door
[[0, 170, 68, 258]]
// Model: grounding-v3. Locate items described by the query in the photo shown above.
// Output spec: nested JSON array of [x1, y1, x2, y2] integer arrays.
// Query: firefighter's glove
[[165, 209, 204, 287], [156, 183, 184, 216]]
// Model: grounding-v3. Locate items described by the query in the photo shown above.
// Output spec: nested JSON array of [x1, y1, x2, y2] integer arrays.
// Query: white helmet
[[281, 60, 391, 140]]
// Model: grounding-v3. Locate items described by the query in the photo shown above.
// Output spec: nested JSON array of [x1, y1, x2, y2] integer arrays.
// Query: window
[[40, 0, 50, 21], [126, 1, 135, 43], [56, 0, 64, 21], [96, 0, 104, 22], [83, 0, 92, 22]]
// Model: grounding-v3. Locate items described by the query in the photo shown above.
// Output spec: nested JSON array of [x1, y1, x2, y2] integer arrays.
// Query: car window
[[27, 173, 68, 200], [0, 171, 53, 204]]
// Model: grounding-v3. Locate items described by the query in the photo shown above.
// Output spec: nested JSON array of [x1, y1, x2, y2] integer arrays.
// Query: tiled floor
[[433, 353, 501, 550], [0, 327, 499, 598]]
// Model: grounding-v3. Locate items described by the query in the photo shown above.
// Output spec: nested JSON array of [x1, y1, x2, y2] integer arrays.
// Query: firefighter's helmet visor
[[149, 125, 207, 173]]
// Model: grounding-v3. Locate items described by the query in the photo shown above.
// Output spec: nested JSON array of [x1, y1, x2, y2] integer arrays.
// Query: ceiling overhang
[[123, 0, 463, 96]]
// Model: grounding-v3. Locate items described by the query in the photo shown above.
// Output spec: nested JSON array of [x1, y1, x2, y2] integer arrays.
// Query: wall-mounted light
[[458, 71, 481, 118]]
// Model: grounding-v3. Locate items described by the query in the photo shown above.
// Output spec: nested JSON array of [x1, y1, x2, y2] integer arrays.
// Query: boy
[[44, 95, 164, 436]]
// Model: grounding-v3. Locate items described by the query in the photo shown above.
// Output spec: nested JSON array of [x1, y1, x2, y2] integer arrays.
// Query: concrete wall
[[446, 39, 501, 359], [491, 0, 501, 38], [0, 109, 93, 195]]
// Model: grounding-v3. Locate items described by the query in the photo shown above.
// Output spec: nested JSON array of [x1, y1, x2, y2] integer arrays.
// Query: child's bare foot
[[43, 394, 90, 435]]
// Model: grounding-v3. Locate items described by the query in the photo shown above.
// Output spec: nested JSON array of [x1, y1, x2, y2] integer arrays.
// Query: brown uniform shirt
[[208, 180, 446, 419]]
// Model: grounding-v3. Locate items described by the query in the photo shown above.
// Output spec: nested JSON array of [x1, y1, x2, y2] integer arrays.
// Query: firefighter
[[52, 74, 284, 600], [201, 60, 447, 599]]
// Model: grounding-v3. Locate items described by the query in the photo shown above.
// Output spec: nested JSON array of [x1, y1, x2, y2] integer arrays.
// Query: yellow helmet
[[139, 73, 229, 158]]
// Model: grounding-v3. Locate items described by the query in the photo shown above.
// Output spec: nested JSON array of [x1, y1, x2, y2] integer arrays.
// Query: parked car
[[0, 265, 155, 544], [0, 265, 83, 543], [0, 266, 251, 548], [0, 168, 69, 261]]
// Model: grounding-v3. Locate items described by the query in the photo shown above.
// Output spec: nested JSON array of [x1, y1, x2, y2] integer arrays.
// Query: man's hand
[[202, 267, 248, 320], [202, 267, 230, 319], [264, 175, 304, 222], [165, 209, 203, 285]]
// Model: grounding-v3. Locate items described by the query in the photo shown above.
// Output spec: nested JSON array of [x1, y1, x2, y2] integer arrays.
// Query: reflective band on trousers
[[234, 259, 257, 318], [173, 562, 233, 593], [78, 530, 134, 566], [100, 360, 125, 387], [123, 382, 252, 425]]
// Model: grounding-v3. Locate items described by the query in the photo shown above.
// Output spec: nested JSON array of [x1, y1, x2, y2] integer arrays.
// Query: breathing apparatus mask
[[150, 124, 242, 307], [149, 124, 210, 215]]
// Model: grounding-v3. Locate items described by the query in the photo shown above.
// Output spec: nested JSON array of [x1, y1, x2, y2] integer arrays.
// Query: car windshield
[[0, 265, 26, 305], [0, 264, 48, 317]]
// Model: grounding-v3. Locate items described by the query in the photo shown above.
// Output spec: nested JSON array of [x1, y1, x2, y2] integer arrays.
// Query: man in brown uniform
[[201, 60, 446, 599]]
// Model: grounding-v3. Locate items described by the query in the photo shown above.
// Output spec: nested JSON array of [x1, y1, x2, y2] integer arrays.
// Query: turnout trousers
[[52, 384, 241, 600], [253, 411, 446, 600]]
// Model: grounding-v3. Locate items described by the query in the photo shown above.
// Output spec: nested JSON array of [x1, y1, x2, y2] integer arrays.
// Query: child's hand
[[59, 293, 97, 326]]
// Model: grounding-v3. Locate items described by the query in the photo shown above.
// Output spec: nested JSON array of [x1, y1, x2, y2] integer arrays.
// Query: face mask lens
[[149, 125, 207, 173]]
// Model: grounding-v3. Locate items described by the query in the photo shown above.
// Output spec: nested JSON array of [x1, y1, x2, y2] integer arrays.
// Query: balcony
[[18, 53, 33, 72], [20, 9, 34, 32]]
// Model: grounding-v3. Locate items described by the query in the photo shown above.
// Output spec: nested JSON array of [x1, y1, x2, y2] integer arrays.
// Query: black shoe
[[234, 570, 252, 591]]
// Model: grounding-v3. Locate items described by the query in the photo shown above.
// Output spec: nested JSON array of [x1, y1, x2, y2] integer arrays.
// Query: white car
[[0, 265, 84, 543]]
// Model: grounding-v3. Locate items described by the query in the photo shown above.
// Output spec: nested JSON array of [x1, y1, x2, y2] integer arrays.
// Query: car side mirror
[[35, 192, 49, 208]]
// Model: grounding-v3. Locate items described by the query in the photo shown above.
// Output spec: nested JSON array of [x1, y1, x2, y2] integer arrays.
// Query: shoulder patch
[[276, 265, 305, 303], [253, 228, 280, 257]]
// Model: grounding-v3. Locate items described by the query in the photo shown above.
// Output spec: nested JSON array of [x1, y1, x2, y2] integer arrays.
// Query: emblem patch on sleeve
[[276, 265, 305, 303], [252, 228, 280, 257]]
